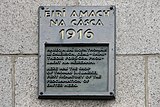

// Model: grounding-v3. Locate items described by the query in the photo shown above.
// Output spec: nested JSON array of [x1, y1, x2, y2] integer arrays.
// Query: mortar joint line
[[0, 54, 38, 56], [117, 54, 160, 57], [11, 56, 16, 107], [144, 56, 149, 107]]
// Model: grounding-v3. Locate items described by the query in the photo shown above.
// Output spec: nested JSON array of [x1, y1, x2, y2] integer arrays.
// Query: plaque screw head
[[40, 92, 43, 95], [110, 92, 114, 95], [110, 6, 114, 10], [40, 6, 44, 10]]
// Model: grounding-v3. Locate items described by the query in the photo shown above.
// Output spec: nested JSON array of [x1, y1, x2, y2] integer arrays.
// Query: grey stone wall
[[0, 0, 160, 107]]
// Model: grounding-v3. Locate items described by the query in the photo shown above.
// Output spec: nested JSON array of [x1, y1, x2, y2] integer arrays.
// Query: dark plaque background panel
[[45, 44, 108, 92]]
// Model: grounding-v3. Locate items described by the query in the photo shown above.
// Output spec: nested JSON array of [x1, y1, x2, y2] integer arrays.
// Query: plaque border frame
[[38, 6, 116, 99]]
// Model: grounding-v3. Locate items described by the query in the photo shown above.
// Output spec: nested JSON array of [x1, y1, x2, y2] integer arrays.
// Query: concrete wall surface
[[0, 0, 160, 107]]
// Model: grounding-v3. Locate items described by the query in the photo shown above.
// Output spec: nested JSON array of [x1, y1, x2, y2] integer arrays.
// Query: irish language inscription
[[45, 45, 108, 92]]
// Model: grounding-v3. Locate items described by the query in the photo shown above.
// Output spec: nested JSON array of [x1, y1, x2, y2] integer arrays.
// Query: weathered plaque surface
[[38, 6, 116, 99]]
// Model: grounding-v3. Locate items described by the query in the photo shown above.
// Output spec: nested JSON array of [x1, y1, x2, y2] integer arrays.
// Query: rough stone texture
[[0, 0, 78, 54], [0, 56, 12, 107], [15, 56, 145, 107], [15, 57, 39, 107], [148, 56, 160, 107], [116, 0, 160, 54], [79, 0, 160, 54], [106, 56, 145, 107], [78, 0, 115, 6]]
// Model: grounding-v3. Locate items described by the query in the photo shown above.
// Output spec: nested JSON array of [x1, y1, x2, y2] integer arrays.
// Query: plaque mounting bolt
[[110, 6, 114, 10], [110, 92, 114, 95], [40, 92, 43, 95], [40, 6, 44, 10]]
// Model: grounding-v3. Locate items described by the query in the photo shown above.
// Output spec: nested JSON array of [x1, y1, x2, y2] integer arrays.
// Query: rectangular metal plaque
[[38, 6, 116, 99]]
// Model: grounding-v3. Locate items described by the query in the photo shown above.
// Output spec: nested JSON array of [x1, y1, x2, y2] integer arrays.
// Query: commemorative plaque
[[38, 6, 116, 99]]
